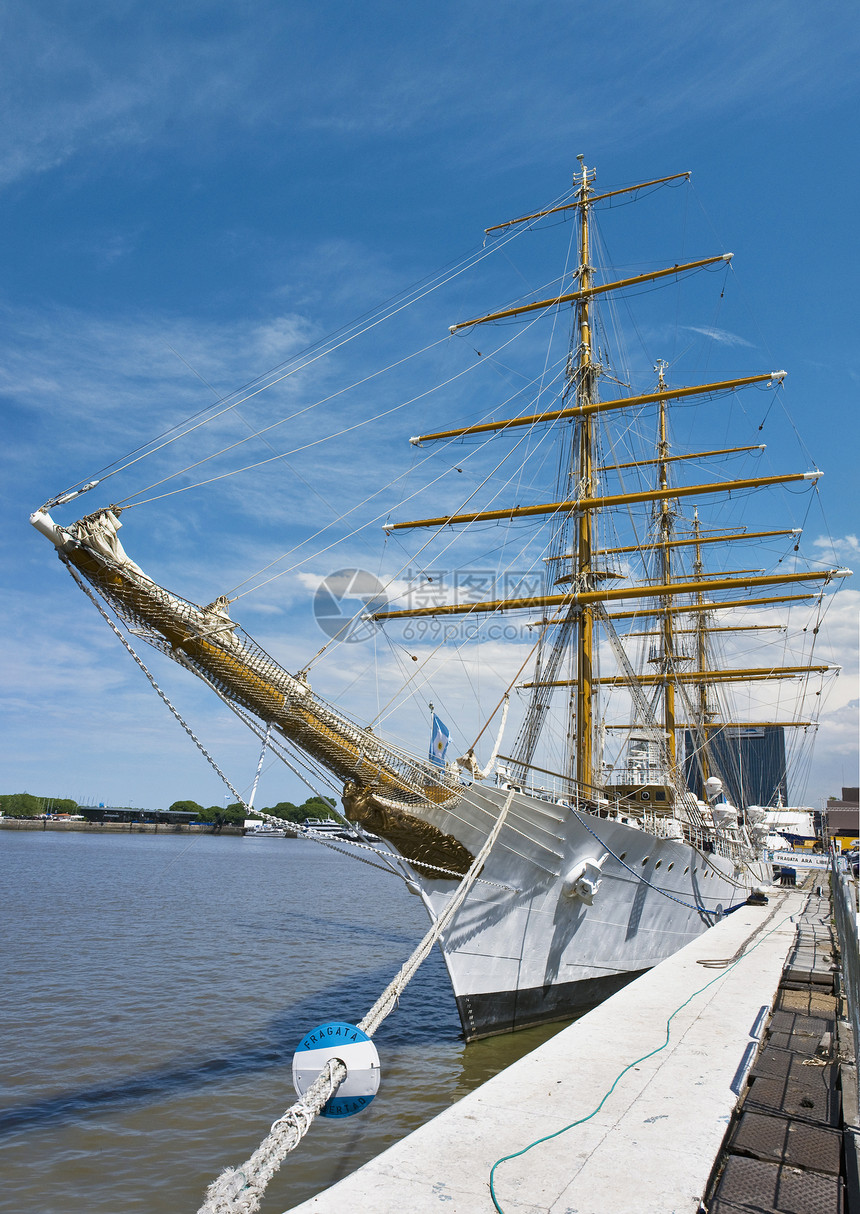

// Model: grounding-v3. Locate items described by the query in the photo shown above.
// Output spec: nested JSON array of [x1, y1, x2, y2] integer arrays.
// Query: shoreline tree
[[0, 793, 77, 818]]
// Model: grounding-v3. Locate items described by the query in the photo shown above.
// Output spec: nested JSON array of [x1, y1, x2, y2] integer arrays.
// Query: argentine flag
[[429, 714, 450, 767]]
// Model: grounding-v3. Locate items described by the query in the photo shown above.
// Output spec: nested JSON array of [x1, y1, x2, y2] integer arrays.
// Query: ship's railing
[[831, 846, 860, 1114], [681, 822, 708, 850], [679, 820, 751, 865], [613, 763, 670, 785], [498, 775, 656, 827], [501, 776, 763, 873], [496, 767, 580, 804], [496, 771, 765, 863], [712, 835, 748, 864], [642, 812, 683, 839]]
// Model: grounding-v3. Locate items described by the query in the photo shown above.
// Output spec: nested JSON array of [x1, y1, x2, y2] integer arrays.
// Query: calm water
[[0, 831, 567, 1213]]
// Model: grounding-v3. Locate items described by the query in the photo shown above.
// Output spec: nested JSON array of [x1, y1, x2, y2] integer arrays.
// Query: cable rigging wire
[[49, 181, 584, 507]]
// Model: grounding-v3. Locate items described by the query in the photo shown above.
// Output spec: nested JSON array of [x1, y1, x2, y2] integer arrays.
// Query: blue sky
[[2, 0, 858, 811]]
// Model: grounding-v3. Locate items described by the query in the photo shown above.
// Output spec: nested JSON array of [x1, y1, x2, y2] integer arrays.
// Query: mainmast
[[572, 156, 597, 790]]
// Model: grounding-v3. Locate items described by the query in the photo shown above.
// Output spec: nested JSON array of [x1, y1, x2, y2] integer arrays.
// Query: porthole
[[619, 852, 627, 862], [642, 856, 650, 866], [655, 860, 662, 869], [684, 866, 689, 874], [667, 862, 674, 871]]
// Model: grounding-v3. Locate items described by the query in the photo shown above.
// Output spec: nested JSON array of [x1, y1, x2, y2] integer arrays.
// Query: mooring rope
[[196, 788, 516, 1214]]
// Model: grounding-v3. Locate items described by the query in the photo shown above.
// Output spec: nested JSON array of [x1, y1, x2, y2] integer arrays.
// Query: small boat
[[244, 821, 288, 838], [301, 817, 361, 841], [760, 805, 819, 849]]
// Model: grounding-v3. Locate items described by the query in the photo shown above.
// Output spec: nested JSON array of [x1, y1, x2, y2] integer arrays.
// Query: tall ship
[[30, 162, 849, 1040]]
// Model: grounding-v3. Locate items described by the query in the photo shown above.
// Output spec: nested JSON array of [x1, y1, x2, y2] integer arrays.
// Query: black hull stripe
[[456, 967, 649, 1041]]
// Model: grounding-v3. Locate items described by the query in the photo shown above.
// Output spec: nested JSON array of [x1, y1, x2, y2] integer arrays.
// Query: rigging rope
[[246, 723, 272, 812], [67, 567, 251, 810], [224, 325, 567, 614], [97, 187, 578, 516], [197, 789, 516, 1214], [64, 216, 549, 505], [72, 566, 515, 890]]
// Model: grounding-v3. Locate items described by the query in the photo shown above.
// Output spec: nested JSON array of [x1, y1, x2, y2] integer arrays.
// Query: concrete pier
[[287, 888, 815, 1213]]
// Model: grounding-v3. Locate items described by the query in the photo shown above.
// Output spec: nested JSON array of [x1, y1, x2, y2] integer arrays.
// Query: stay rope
[[68, 566, 251, 808], [197, 789, 516, 1214]]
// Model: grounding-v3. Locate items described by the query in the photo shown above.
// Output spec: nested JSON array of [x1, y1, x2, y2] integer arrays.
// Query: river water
[[0, 830, 569, 1213]]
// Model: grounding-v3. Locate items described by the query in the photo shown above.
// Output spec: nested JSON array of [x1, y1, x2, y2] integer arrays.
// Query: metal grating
[[766, 1030, 822, 1057], [777, 988, 839, 1019], [768, 1010, 836, 1038], [729, 1110, 842, 1175], [713, 1155, 844, 1213], [745, 1073, 841, 1128], [750, 1047, 836, 1089]]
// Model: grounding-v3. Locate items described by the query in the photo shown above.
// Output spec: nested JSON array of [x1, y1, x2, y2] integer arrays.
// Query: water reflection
[[0, 831, 569, 1213], [0, 960, 462, 1137]]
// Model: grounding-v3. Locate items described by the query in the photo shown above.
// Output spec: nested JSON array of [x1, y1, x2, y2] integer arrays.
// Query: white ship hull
[[407, 783, 769, 1039]]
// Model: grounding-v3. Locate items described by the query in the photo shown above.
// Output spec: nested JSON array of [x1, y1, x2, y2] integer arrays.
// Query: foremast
[[572, 157, 597, 791], [655, 365, 678, 775]]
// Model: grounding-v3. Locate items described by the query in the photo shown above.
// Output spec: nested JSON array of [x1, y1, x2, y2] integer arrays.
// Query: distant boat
[[301, 817, 360, 841], [759, 805, 818, 849], [244, 820, 288, 838]]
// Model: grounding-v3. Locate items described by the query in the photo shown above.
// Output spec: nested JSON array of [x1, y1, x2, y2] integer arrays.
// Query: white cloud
[[682, 326, 755, 348], [3, 0, 858, 816], [812, 534, 860, 562]]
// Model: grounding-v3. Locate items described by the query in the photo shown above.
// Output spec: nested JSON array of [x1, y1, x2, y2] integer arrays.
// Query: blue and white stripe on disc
[[292, 1021, 381, 1118]]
